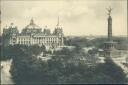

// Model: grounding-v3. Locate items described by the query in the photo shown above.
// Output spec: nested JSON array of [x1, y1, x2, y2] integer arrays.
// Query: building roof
[[33, 33, 57, 37], [25, 18, 41, 29]]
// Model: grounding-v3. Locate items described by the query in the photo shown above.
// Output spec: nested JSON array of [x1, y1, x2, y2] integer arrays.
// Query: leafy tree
[[94, 57, 127, 84], [8, 44, 127, 84]]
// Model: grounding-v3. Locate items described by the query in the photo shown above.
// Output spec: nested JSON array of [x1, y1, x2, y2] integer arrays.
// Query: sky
[[1, 0, 127, 36]]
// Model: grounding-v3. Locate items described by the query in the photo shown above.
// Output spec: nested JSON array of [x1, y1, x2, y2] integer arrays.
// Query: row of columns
[[10, 36, 64, 48]]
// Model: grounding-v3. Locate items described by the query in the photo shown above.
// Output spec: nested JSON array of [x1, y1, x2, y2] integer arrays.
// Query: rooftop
[[25, 18, 41, 29]]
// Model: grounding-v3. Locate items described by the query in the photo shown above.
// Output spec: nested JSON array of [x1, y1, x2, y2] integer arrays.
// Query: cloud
[[1, 0, 127, 36]]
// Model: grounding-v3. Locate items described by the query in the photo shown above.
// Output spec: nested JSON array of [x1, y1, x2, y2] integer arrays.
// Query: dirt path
[[1, 59, 14, 84]]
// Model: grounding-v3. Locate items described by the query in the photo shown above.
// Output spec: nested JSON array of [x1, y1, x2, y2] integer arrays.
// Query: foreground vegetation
[[0, 44, 45, 61], [7, 45, 127, 84]]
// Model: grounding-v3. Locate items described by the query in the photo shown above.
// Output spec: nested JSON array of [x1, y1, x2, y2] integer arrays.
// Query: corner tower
[[53, 16, 64, 47], [53, 16, 63, 36]]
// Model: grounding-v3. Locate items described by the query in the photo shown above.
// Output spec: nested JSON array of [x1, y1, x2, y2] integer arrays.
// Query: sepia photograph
[[0, 0, 128, 84]]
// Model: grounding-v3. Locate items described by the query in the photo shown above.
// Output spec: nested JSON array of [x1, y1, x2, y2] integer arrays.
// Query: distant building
[[3, 18, 64, 50]]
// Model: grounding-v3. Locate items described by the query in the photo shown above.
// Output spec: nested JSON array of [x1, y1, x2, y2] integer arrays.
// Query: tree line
[[7, 45, 128, 84]]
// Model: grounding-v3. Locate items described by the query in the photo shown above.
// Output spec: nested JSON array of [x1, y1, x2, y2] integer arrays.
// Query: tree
[[41, 45, 46, 52], [9, 45, 127, 84], [94, 57, 127, 84]]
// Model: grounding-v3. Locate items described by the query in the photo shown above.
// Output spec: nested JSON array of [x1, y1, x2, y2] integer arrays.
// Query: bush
[[10, 46, 127, 84]]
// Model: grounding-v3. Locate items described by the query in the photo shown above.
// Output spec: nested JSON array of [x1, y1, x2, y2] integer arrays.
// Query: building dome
[[22, 18, 42, 34], [25, 18, 41, 29]]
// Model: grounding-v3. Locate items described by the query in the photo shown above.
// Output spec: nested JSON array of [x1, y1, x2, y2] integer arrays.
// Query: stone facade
[[3, 18, 64, 50]]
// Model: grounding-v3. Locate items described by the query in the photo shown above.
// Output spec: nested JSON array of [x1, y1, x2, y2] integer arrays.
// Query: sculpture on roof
[[106, 7, 113, 16]]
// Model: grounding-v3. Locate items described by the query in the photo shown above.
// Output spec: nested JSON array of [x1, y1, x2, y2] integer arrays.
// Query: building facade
[[3, 18, 64, 50]]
